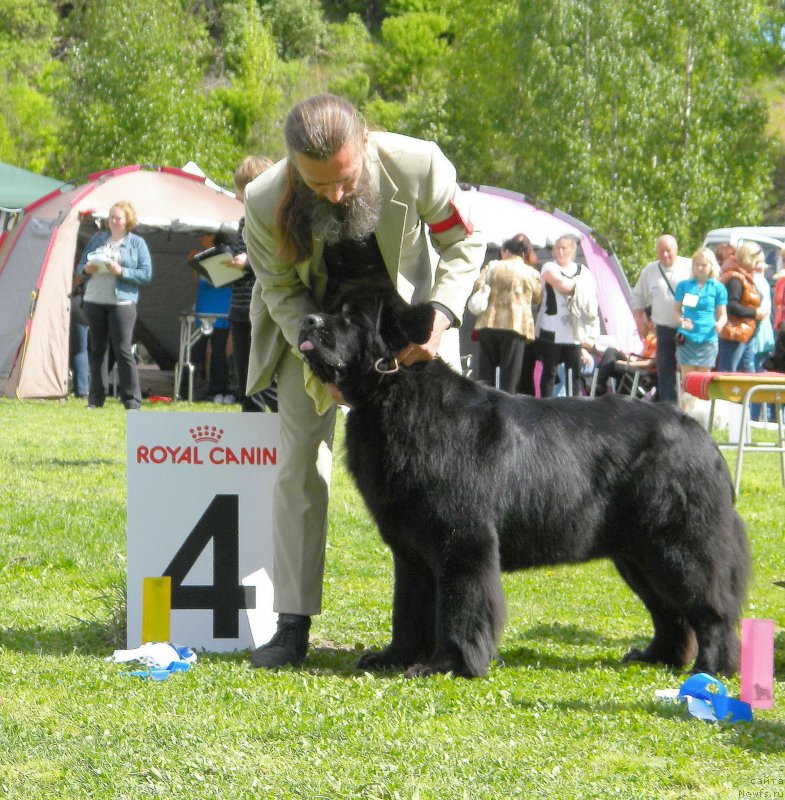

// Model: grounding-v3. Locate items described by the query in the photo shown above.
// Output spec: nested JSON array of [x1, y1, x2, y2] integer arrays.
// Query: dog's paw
[[621, 647, 647, 663], [404, 658, 484, 678], [357, 647, 412, 671], [623, 643, 692, 669], [404, 662, 443, 678]]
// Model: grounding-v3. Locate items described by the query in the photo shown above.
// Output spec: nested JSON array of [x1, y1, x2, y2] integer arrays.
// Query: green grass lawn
[[1, 397, 784, 799]]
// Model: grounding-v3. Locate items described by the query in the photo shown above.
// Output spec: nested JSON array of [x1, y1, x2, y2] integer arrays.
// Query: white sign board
[[126, 412, 280, 652]]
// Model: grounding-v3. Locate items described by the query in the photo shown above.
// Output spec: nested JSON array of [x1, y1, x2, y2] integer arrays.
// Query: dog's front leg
[[357, 549, 434, 671], [406, 543, 506, 678]]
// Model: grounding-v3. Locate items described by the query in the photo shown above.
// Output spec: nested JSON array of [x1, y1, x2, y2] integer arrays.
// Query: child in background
[[227, 156, 277, 412]]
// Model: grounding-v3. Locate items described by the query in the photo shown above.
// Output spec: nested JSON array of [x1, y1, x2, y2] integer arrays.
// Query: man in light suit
[[243, 94, 486, 668]]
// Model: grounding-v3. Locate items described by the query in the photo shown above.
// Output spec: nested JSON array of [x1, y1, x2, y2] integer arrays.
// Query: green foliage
[[363, 94, 406, 131], [259, 0, 328, 60], [445, 0, 774, 277], [2, 0, 783, 282], [321, 0, 388, 30], [57, 0, 235, 179], [369, 11, 449, 99], [0, 0, 62, 172], [386, 0, 450, 14], [358, 8, 454, 142], [363, 86, 453, 145], [0, 0, 57, 73], [214, 0, 284, 161], [1, 76, 64, 174], [755, 0, 785, 72], [324, 13, 373, 106]]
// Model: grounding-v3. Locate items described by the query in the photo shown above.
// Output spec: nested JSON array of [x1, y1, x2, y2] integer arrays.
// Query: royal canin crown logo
[[190, 425, 224, 443]]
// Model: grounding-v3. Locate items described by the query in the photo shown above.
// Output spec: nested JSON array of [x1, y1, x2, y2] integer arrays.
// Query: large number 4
[[162, 494, 256, 638]]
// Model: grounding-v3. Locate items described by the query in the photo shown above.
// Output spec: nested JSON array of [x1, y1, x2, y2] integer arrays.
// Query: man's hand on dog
[[398, 308, 451, 366]]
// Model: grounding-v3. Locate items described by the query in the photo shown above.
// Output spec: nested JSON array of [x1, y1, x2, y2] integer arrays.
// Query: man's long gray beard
[[306, 169, 382, 244]]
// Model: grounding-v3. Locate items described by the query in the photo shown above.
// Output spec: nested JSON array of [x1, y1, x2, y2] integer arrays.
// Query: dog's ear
[[396, 303, 435, 345], [378, 295, 434, 350]]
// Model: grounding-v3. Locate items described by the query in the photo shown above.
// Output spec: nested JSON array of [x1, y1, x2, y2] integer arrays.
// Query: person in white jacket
[[534, 234, 599, 397]]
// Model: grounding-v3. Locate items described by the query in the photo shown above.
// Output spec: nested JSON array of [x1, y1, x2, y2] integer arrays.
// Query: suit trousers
[[272, 348, 337, 615], [270, 328, 461, 617]]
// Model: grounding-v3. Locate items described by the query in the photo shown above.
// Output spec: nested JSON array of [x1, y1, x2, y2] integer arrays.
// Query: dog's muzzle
[[299, 313, 326, 353]]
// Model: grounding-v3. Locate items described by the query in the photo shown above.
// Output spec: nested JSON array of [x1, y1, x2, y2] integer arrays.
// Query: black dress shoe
[[250, 614, 311, 669]]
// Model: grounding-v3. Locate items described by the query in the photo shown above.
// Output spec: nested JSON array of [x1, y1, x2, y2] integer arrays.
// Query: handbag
[[720, 315, 757, 343], [467, 284, 490, 315]]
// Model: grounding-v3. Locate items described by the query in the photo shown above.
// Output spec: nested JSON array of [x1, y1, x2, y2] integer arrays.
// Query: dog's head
[[298, 286, 435, 403]]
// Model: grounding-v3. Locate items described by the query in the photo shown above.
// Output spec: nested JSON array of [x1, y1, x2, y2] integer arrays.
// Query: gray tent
[[0, 164, 243, 398]]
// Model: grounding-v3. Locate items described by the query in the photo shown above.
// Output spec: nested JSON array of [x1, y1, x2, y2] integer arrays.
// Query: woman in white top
[[535, 233, 599, 397]]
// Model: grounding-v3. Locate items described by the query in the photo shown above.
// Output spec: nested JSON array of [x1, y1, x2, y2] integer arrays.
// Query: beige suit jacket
[[242, 131, 486, 395]]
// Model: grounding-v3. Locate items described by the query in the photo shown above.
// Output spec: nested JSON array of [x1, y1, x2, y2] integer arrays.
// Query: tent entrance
[[76, 219, 231, 371]]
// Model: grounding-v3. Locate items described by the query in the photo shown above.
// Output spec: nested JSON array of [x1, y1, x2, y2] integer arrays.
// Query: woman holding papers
[[76, 200, 153, 409]]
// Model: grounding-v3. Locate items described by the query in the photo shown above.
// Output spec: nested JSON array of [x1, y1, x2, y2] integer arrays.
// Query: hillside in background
[[1, 0, 780, 273]]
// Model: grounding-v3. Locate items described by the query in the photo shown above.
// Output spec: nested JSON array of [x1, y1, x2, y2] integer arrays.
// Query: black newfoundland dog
[[298, 286, 749, 678]]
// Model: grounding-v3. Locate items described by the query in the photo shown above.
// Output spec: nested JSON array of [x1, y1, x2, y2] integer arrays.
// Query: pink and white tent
[[465, 185, 639, 355]]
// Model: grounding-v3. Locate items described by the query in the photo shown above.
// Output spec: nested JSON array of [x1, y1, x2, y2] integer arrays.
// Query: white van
[[702, 226, 785, 280]]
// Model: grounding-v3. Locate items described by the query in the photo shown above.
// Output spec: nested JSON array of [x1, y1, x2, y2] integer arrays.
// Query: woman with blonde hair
[[534, 233, 599, 397], [718, 241, 767, 373], [674, 247, 727, 386], [76, 200, 152, 409]]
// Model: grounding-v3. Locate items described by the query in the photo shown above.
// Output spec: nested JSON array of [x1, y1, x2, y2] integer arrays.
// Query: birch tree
[[444, 0, 772, 275]]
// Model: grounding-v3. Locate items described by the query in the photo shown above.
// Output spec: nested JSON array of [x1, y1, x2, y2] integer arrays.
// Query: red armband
[[429, 197, 474, 235]]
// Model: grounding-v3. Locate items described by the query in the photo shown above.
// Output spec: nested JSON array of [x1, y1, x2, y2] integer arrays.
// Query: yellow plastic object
[[141, 576, 171, 644]]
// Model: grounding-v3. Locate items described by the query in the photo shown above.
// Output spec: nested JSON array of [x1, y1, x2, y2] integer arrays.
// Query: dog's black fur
[[763, 322, 785, 373], [299, 287, 750, 678]]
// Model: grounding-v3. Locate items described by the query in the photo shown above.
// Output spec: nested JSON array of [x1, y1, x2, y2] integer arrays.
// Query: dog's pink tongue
[[300, 340, 315, 352]]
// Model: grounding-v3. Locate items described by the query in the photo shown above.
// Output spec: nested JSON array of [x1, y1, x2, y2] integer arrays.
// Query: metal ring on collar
[[373, 357, 400, 375]]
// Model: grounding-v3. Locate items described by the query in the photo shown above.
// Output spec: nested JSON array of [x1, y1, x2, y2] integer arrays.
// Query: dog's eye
[[343, 309, 366, 325]]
